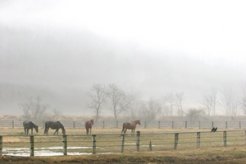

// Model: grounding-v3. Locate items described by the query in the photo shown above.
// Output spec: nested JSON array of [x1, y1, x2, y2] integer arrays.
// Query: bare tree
[[106, 84, 130, 122], [242, 94, 246, 115], [241, 85, 246, 115], [162, 93, 175, 116], [202, 89, 217, 116], [52, 108, 63, 120], [88, 84, 106, 122], [175, 92, 184, 116], [138, 99, 161, 126], [221, 88, 239, 117], [20, 96, 48, 123], [186, 108, 205, 123]]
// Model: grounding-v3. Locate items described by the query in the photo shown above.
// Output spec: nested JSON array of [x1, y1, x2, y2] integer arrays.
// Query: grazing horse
[[23, 121, 38, 135], [44, 121, 66, 135], [85, 119, 94, 135], [121, 120, 141, 134]]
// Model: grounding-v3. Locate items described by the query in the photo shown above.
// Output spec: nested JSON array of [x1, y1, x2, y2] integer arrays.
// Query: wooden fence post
[[174, 133, 179, 150], [30, 135, 34, 157], [158, 121, 160, 129], [121, 134, 125, 153], [136, 131, 140, 151], [196, 132, 200, 148], [63, 135, 67, 155], [12, 120, 15, 128], [245, 130, 246, 145], [223, 131, 227, 147], [0, 136, 2, 156], [149, 140, 152, 151], [92, 135, 96, 154]]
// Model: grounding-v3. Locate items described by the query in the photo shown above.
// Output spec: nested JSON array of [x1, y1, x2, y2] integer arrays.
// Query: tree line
[[20, 83, 246, 123]]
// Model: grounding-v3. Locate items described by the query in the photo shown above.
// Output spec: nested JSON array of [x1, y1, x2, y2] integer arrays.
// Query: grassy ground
[[0, 128, 246, 163]]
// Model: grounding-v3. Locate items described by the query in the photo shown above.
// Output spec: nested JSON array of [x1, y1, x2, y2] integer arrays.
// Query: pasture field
[[0, 127, 246, 163], [1, 146, 246, 163]]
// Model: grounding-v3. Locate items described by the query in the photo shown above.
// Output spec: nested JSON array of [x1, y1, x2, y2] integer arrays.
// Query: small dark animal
[[23, 121, 38, 135], [211, 127, 217, 132], [121, 120, 141, 135], [44, 121, 66, 135], [85, 119, 94, 135]]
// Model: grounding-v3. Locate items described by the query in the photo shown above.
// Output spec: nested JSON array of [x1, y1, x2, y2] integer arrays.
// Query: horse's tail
[[44, 122, 48, 134], [121, 123, 125, 134]]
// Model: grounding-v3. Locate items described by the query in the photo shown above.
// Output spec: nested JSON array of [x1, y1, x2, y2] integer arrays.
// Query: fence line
[[1, 119, 246, 129], [1, 130, 246, 157]]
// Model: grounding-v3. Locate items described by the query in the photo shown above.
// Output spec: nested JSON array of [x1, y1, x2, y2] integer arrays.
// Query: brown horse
[[121, 120, 141, 134], [85, 119, 94, 135]]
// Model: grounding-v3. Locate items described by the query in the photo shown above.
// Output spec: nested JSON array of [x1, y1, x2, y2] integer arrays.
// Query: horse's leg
[[54, 129, 58, 135], [86, 128, 88, 135], [44, 128, 49, 135], [121, 127, 125, 134], [56, 129, 58, 135]]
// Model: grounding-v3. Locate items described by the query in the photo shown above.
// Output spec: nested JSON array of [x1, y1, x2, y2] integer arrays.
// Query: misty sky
[[1, 0, 246, 115]]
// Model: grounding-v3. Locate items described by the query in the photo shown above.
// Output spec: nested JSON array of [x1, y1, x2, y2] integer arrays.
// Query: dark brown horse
[[85, 119, 94, 135], [121, 120, 141, 134], [23, 121, 38, 135], [44, 121, 66, 135]]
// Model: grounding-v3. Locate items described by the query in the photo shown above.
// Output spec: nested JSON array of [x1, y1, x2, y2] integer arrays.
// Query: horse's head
[[90, 119, 94, 125], [135, 120, 141, 125], [34, 125, 39, 133], [62, 128, 66, 135]]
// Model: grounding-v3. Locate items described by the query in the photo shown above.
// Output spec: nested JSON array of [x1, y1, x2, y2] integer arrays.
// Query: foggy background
[[1, 0, 246, 117]]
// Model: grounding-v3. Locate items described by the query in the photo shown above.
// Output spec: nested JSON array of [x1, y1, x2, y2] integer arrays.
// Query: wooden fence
[[1, 130, 246, 157], [1, 120, 246, 129]]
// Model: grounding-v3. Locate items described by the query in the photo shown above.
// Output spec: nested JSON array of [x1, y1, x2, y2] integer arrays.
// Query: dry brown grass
[[1, 128, 246, 163], [1, 146, 246, 163]]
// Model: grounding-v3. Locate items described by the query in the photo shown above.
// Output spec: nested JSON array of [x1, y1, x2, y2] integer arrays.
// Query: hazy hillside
[[0, 26, 245, 115]]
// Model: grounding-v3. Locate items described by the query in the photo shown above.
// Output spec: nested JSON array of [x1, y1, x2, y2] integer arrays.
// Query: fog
[[1, 0, 246, 116]]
